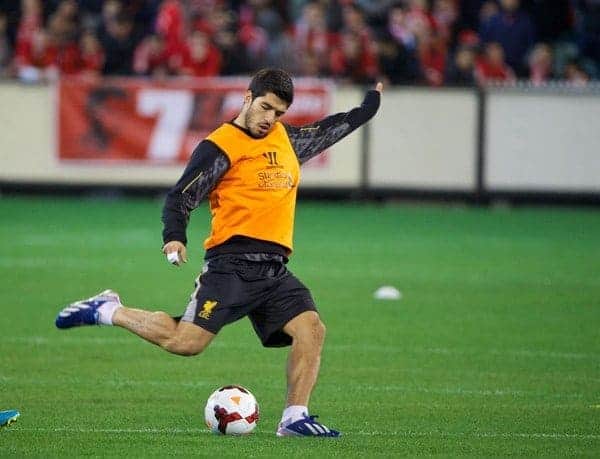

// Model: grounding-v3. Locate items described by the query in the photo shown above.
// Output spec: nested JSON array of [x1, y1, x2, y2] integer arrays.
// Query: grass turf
[[0, 196, 599, 456]]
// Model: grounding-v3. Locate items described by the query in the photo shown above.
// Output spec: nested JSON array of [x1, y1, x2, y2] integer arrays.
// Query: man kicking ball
[[56, 68, 382, 437]]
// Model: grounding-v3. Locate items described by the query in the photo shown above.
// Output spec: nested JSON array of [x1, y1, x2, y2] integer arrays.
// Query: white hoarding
[[369, 89, 478, 190], [485, 90, 600, 192]]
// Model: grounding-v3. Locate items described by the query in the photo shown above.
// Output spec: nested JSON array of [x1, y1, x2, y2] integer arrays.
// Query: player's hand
[[375, 82, 383, 94], [162, 241, 187, 266]]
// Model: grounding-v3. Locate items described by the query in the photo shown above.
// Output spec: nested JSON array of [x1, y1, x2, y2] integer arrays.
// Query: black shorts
[[181, 253, 317, 347]]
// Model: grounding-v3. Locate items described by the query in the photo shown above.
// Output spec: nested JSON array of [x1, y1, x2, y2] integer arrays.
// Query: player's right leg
[[55, 290, 215, 356], [55, 289, 121, 329], [55, 255, 253, 355], [112, 307, 214, 356]]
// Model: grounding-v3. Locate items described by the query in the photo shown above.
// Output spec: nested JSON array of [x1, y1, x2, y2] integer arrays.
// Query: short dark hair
[[248, 68, 294, 106]]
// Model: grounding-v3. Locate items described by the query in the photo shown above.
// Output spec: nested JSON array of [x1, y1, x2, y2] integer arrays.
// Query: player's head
[[240, 68, 294, 138], [249, 68, 294, 106]]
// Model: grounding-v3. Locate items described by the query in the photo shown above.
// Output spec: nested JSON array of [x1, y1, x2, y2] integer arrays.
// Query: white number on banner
[[137, 89, 194, 161]]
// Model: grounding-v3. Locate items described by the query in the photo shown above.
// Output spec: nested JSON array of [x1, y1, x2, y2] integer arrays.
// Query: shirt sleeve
[[284, 89, 381, 164], [161, 139, 230, 245]]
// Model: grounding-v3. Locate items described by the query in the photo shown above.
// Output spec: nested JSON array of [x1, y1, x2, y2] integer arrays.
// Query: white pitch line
[[1, 336, 264, 353], [10, 427, 205, 434], [0, 375, 223, 390], [16, 231, 155, 248], [0, 375, 590, 400], [0, 376, 278, 391], [353, 384, 526, 397], [0, 258, 138, 269], [7, 427, 600, 441], [355, 431, 600, 441], [5, 336, 136, 345], [330, 344, 600, 361], [349, 384, 591, 400], [488, 349, 599, 361], [4, 336, 598, 362]]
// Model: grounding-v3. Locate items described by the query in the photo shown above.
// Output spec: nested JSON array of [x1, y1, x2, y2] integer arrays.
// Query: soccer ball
[[204, 385, 259, 435]]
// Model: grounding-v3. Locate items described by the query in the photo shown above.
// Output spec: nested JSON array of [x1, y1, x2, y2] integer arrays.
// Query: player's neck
[[233, 111, 247, 130]]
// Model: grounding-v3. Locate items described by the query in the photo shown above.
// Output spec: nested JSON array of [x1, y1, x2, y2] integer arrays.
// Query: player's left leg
[[247, 270, 340, 437], [275, 311, 340, 437], [281, 311, 325, 408]]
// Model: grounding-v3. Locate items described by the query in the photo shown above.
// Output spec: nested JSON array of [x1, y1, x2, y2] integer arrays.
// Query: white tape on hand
[[167, 251, 180, 265]]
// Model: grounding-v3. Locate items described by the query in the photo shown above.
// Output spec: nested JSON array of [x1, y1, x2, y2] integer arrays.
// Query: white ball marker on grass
[[373, 285, 402, 300]]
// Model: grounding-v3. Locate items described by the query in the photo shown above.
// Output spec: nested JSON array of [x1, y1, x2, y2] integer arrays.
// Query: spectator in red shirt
[[180, 29, 221, 77], [330, 30, 378, 84], [15, 28, 58, 81], [403, 1, 448, 87], [417, 29, 447, 86], [237, 2, 269, 69], [46, 12, 80, 75], [134, 33, 171, 76], [329, 3, 378, 83], [188, 4, 248, 75], [15, 9, 80, 82], [155, 0, 185, 57], [78, 30, 104, 76], [291, 1, 339, 75], [475, 41, 516, 84], [14, 0, 42, 63]]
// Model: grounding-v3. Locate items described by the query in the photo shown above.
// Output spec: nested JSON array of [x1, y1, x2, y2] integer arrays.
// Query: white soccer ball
[[204, 385, 259, 435]]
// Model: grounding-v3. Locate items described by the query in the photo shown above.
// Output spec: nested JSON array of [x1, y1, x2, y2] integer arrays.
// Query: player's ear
[[244, 90, 253, 106]]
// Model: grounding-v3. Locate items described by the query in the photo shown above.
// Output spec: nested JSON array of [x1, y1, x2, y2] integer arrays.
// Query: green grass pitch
[[1, 196, 599, 456]]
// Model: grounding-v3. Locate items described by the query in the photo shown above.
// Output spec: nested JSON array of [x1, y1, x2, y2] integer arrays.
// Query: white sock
[[97, 302, 122, 325], [280, 405, 308, 425]]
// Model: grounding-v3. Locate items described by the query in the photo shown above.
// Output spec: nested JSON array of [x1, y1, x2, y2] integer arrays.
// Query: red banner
[[58, 77, 333, 164]]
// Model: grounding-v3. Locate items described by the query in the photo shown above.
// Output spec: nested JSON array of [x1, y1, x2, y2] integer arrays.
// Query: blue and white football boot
[[55, 290, 121, 329], [0, 409, 20, 428], [276, 414, 341, 437]]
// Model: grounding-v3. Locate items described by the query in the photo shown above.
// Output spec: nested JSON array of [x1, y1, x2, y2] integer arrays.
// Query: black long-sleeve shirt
[[162, 89, 381, 252]]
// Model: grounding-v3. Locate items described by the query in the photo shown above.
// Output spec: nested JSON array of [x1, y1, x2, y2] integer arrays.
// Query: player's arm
[[161, 140, 230, 264], [285, 82, 382, 164]]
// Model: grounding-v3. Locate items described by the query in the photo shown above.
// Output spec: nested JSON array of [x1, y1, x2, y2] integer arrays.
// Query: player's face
[[244, 91, 289, 138]]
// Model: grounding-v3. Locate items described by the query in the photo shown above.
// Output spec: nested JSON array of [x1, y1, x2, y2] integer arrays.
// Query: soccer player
[[56, 68, 382, 437]]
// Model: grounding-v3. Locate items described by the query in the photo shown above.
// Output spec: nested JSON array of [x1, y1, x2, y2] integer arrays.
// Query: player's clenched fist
[[162, 241, 187, 266]]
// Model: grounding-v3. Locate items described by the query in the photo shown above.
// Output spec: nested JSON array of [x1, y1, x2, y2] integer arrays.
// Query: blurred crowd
[[0, 0, 598, 86]]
